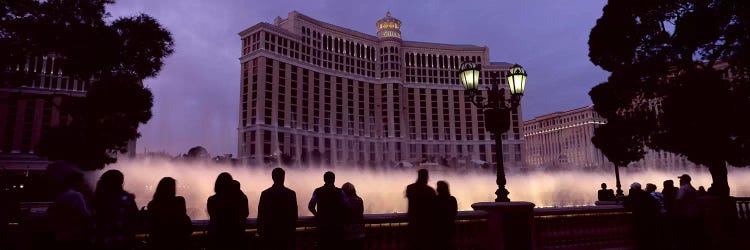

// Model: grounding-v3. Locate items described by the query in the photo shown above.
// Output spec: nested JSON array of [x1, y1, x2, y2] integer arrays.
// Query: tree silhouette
[[589, 0, 750, 196], [185, 146, 210, 159], [1, 0, 174, 170]]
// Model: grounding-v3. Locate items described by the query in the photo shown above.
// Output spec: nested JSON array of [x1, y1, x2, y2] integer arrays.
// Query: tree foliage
[[184, 146, 210, 159], [589, 0, 750, 195], [1, 0, 174, 170]]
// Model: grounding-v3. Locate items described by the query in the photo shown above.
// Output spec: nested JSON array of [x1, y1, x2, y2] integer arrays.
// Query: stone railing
[[154, 206, 632, 250], [736, 197, 750, 221], [25, 198, 750, 249], [185, 211, 488, 250], [533, 206, 633, 250]]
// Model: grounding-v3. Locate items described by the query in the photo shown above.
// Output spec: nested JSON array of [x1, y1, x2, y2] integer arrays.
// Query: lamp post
[[614, 164, 624, 197], [459, 62, 526, 202]]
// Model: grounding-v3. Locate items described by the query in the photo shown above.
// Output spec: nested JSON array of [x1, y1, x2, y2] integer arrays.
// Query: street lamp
[[459, 62, 526, 202]]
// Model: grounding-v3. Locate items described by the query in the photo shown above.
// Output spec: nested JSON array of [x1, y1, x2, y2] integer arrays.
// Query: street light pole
[[459, 62, 526, 202], [614, 164, 624, 197]]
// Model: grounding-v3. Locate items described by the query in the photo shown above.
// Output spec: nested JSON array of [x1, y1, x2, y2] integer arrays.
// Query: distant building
[[237, 11, 524, 167], [522, 106, 608, 170], [0, 53, 136, 169], [522, 105, 700, 170]]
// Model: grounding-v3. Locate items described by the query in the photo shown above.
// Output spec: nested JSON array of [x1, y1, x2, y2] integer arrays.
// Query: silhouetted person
[[675, 174, 703, 250], [342, 182, 364, 250], [598, 183, 615, 201], [258, 168, 298, 250], [661, 180, 678, 214], [308, 171, 348, 249], [697, 186, 706, 196], [623, 182, 659, 250], [207, 172, 249, 250], [660, 179, 679, 249], [49, 170, 92, 249], [645, 183, 665, 214], [435, 181, 458, 250], [405, 169, 437, 250], [93, 169, 138, 250], [147, 177, 192, 250]]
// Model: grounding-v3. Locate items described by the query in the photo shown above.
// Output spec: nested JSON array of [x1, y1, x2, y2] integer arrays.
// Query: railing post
[[472, 202, 536, 250]]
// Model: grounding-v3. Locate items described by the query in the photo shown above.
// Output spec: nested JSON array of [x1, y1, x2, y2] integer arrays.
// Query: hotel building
[[523, 105, 700, 170], [238, 11, 524, 167]]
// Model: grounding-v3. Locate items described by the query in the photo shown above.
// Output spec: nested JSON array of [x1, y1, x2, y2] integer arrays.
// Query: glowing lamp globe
[[459, 62, 481, 91], [507, 64, 527, 95]]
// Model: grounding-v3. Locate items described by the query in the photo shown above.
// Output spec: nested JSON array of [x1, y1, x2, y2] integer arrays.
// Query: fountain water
[[88, 158, 750, 220]]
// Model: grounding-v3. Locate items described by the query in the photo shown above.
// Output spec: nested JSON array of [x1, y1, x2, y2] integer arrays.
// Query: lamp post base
[[495, 187, 510, 202], [472, 202, 536, 250]]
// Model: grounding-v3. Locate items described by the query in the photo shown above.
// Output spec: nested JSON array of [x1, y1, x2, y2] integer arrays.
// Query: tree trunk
[[707, 162, 730, 197]]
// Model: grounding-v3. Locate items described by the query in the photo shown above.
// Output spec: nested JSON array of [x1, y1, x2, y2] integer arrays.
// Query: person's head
[[698, 186, 705, 192], [153, 177, 176, 200], [214, 172, 233, 194], [663, 180, 675, 189], [437, 180, 450, 196], [323, 171, 335, 184], [678, 174, 691, 185], [96, 169, 124, 196], [601, 183, 607, 189], [231, 180, 240, 191], [63, 171, 85, 191], [342, 182, 356, 196], [417, 169, 429, 184], [630, 182, 642, 191], [645, 183, 657, 193], [272, 167, 285, 185]]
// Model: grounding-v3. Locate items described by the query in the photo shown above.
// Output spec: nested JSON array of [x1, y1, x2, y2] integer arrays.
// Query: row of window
[[243, 129, 523, 163], [301, 26, 377, 78], [241, 57, 522, 141], [0, 95, 66, 153]]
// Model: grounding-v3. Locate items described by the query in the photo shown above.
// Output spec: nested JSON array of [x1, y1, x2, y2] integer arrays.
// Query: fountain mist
[[87, 158, 750, 220]]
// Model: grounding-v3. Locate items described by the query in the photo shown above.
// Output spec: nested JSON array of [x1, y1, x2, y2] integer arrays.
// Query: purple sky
[[108, 0, 610, 156]]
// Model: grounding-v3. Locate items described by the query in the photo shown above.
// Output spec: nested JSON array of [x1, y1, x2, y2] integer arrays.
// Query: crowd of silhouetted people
[[597, 174, 711, 250], [44, 165, 458, 250]]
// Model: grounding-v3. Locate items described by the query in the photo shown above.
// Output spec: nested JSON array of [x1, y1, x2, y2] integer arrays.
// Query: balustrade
[[11, 198, 750, 249]]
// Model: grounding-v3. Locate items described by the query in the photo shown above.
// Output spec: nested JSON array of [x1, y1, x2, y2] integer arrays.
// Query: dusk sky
[[108, 0, 610, 156]]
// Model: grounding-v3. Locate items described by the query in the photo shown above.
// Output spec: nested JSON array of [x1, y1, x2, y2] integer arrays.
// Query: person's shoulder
[[351, 195, 363, 202], [283, 186, 296, 195], [61, 189, 82, 199], [261, 187, 273, 195], [122, 192, 136, 201]]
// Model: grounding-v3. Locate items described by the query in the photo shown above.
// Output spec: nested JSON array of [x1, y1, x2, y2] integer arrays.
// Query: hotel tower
[[238, 11, 524, 167]]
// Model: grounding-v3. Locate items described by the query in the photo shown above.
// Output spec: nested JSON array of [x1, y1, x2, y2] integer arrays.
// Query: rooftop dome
[[376, 11, 401, 39]]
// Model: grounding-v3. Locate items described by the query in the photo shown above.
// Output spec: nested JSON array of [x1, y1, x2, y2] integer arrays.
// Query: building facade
[[0, 54, 87, 168], [523, 105, 700, 170], [238, 12, 524, 167], [523, 106, 608, 170], [0, 54, 136, 169]]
